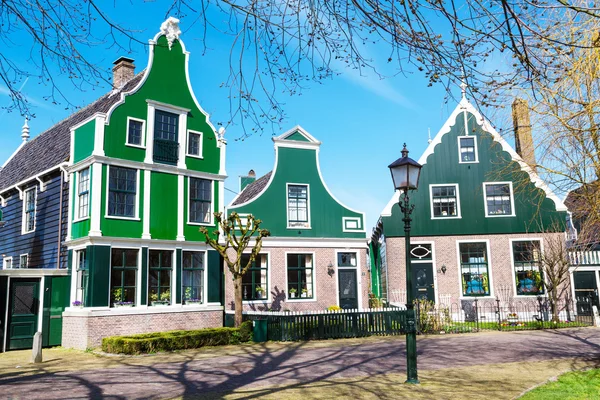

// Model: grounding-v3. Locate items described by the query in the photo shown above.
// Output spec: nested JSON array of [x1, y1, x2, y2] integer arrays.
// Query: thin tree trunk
[[234, 274, 243, 327]]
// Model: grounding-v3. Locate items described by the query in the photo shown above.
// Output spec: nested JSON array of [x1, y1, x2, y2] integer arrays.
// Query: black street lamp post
[[388, 143, 422, 384]]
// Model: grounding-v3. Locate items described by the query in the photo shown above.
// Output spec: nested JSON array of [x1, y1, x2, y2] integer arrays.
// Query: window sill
[[286, 298, 316, 302], [484, 214, 515, 218], [287, 226, 312, 230], [513, 294, 547, 299], [458, 161, 479, 164], [187, 221, 214, 226], [63, 304, 224, 317], [73, 217, 90, 224], [105, 215, 141, 221], [243, 299, 269, 304], [126, 143, 146, 150], [186, 153, 204, 159], [459, 296, 495, 300], [431, 216, 462, 220]]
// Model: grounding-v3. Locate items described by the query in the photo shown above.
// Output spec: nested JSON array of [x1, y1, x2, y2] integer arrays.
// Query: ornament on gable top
[[160, 17, 181, 50]]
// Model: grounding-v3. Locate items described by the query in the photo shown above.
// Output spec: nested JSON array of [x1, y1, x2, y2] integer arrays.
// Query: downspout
[[57, 171, 64, 269]]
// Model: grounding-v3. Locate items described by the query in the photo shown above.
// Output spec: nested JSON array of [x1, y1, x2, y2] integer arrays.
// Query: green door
[[338, 269, 358, 309], [573, 271, 599, 316], [42, 276, 70, 347], [412, 263, 435, 302], [8, 279, 40, 350]]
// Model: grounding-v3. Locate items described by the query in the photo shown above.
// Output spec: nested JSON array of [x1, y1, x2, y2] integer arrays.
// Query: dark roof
[[565, 182, 600, 246], [0, 74, 144, 192], [231, 171, 272, 206]]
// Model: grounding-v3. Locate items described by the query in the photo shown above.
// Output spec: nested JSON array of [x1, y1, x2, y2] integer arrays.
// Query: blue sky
[[0, 3, 512, 233]]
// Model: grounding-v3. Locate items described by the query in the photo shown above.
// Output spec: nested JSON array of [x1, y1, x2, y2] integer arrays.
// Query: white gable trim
[[275, 125, 321, 144], [381, 98, 566, 216]]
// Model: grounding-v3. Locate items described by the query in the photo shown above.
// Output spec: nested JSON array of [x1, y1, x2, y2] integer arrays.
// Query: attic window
[[127, 118, 145, 147], [22, 187, 37, 234], [287, 184, 310, 228], [484, 182, 514, 217], [458, 136, 478, 163]]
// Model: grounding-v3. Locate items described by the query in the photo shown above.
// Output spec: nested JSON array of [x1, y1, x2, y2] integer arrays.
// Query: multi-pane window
[[154, 110, 179, 164], [513, 241, 544, 295], [459, 243, 490, 296], [127, 119, 144, 146], [23, 187, 36, 233], [111, 249, 138, 306], [459, 137, 476, 162], [338, 252, 357, 267], [241, 254, 268, 300], [19, 254, 28, 269], [183, 251, 204, 304], [485, 183, 513, 216], [287, 254, 314, 299], [108, 167, 137, 218], [75, 249, 88, 305], [187, 131, 202, 156], [288, 185, 309, 227], [149, 250, 173, 305], [431, 185, 458, 218], [189, 178, 212, 223], [78, 168, 90, 219]]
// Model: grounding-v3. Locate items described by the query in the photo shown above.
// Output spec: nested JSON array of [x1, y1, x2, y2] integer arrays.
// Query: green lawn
[[520, 368, 600, 399]]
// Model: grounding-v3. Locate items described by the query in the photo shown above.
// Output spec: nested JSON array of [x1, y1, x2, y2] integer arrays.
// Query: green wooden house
[[370, 93, 568, 309], [227, 126, 369, 311], [61, 18, 226, 349]]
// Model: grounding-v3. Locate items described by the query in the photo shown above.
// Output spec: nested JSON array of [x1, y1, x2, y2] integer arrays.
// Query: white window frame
[[457, 135, 479, 164], [241, 252, 271, 304], [483, 181, 516, 218], [74, 167, 91, 222], [509, 238, 547, 298], [3, 256, 13, 270], [342, 216, 363, 232], [186, 177, 214, 226], [181, 250, 207, 306], [108, 246, 142, 308], [186, 130, 203, 159], [22, 186, 37, 234], [285, 251, 317, 302], [429, 183, 461, 219], [145, 100, 189, 169], [125, 117, 146, 149], [105, 166, 141, 221], [456, 239, 495, 299], [19, 253, 28, 269], [74, 248, 87, 304], [286, 183, 311, 229], [147, 248, 176, 307]]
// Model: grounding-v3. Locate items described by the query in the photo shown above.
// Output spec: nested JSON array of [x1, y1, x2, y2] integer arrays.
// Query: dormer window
[[287, 184, 310, 228], [153, 110, 179, 165], [458, 136, 478, 163], [126, 117, 145, 147]]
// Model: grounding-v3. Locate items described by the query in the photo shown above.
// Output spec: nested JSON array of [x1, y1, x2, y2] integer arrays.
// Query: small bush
[[102, 322, 254, 355], [328, 305, 342, 311]]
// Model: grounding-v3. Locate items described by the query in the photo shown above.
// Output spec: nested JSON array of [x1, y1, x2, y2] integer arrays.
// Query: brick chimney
[[112, 57, 135, 89], [512, 98, 536, 171], [240, 169, 256, 191]]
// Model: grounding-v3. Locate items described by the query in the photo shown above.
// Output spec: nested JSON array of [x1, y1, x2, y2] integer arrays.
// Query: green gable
[[381, 99, 567, 237], [229, 126, 365, 238]]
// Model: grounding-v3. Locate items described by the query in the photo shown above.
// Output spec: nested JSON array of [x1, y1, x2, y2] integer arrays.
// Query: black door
[[338, 269, 358, 309], [412, 263, 435, 302], [574, 271, 599, 316], [8, 279, 40, 350]]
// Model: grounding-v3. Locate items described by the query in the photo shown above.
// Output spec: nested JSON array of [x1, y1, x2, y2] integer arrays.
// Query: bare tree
[[200, 211, 270, 327], [539, 232, 573, 322], [5, 1, 600, 133]]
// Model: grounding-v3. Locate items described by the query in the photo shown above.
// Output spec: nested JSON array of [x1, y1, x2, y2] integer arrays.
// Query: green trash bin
[[253, 319, 267, 343]]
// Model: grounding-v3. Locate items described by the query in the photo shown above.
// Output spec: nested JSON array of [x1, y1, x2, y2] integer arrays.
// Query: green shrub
[[102, 323, 254, 355]]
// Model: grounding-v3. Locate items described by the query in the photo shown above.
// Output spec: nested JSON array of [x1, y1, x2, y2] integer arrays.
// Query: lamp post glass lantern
[[388, 143, 422, 385]]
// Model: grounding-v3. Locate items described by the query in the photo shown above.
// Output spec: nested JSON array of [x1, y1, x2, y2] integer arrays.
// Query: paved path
[[1, 328, 600, 399]]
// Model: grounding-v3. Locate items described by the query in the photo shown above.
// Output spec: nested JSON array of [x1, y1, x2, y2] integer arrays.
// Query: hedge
[[102, 321, 253, 354]]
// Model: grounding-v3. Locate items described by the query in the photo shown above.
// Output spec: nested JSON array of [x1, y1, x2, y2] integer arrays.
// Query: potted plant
[[507, 313, 519, 325], [151, 289, 170, 306], [256, 286, 265, 298], [301, 288, 308, 298], [289, 288, 297, 298], [184, 287, 202, 305], [113, 288, 134, 307], [71, 300, 83, 308]]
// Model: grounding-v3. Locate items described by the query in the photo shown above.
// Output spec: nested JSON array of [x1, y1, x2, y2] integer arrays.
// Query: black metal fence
[[414, 299, 594, 334], [225, 299, 594, 342], [227, 308, 407, 341]]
